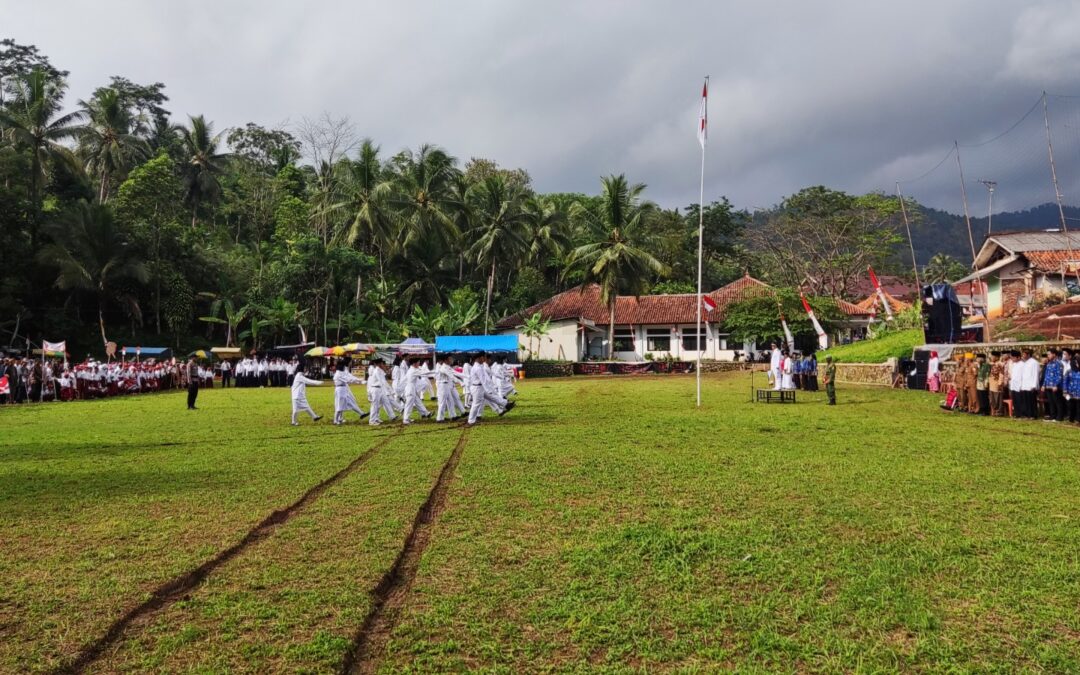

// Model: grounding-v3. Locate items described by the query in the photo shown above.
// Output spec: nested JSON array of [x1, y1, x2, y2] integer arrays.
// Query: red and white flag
[[0, 375, 8, 396], [697, 78, 708, 149], [868, 267, 894, 321], [800, 294, 829, 350], [779, 314, 795, 353], [702, 295, 716, 313]]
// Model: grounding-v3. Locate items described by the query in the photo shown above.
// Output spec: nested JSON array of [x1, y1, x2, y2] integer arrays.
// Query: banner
[[43, 340, 66, 353], [0, 375, 8, 396]]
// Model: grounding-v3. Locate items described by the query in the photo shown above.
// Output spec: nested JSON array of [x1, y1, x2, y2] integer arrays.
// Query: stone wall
[[833, 362, 895, 386]]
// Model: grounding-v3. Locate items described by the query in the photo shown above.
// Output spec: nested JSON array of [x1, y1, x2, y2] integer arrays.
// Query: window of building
[[613, 329, 635, 353], [681, 327, 706, 352], [716, 333, 729, 350], [646, 328, 671, 352]]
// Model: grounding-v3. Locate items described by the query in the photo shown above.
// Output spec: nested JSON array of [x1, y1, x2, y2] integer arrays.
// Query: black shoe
[[313, 415, 323, 422]]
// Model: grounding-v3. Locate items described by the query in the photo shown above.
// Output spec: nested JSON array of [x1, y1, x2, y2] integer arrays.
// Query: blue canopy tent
[[435, 335, 519, 355]]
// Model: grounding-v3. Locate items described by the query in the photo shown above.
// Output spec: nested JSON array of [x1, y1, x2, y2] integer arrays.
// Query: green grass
[[821, 328, 924, 363], [2, 375, 1079, 672]]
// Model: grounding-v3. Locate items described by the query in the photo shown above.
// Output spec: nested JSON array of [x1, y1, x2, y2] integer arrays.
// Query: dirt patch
[[340, 427, 469, 674], [52, 427, 404, 675]]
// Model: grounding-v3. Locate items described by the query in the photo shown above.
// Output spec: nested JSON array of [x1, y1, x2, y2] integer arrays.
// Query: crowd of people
[[0, 357, 213, 404], [289, 352, 519, 428], [763, 342, 836, 405], [221, 356, 299, 388], [936, 347, 1080, 424]]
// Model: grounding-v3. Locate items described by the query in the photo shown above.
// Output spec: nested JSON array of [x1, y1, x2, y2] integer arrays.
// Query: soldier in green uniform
[[823, 355, 837, 405]]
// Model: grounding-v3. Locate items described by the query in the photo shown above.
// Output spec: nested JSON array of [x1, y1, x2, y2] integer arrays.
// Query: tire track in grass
[[340, 426, 469, 674], [53, 426, 405, 675]]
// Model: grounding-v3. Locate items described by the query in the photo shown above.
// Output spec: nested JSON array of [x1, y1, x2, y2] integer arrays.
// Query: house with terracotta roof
[[496, 275, 873, 361], [956, 230, 1080, 318]]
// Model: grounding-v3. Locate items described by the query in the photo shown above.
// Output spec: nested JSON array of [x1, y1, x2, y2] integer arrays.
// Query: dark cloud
[[5, 0, 1080, 212]]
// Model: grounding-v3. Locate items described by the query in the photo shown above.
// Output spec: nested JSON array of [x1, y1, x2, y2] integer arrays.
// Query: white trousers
[[334, 387, 366, 423], [367, 388, 397, 425], [773, 368, 782, 390], [402, 390, 429, 423], [292, 398, 318, 424], [468, 385, 505, 424]]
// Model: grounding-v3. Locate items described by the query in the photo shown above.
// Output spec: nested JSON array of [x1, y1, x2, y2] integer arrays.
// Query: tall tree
[[748, 187, 902, 298], [467, 175, 529, 333], [37, 201, 148, 346], [567, 175, 666, 358], [0, 68, 84, 241], [78, 88, 150, 202], [178, 114, 229, 227], [386, 144, 462, 251]]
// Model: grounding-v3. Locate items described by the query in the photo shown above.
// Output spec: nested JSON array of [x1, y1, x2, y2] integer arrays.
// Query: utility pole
[[979, 180, 996, 237]]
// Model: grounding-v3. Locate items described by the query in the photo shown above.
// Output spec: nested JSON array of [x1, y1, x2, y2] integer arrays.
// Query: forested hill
[[907, 203, 1080, 264]]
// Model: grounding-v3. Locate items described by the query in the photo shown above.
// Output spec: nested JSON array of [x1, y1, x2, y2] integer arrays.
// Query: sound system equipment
[[907, 374, 927, 390], [922, 284, 962, 344]]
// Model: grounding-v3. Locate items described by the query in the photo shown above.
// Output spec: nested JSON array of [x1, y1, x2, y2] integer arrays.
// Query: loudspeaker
[[907, 374, 927, 390]]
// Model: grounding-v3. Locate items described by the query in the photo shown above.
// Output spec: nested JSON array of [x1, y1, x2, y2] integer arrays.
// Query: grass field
[[2, 373, 1079, 672], [821, 328, 924, 363]]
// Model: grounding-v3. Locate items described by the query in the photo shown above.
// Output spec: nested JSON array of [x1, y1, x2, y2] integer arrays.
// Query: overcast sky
[[6, 0, 1080, 213]]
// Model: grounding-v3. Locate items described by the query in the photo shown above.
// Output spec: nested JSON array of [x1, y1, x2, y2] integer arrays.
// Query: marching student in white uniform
[[461, 359, 473, 408], [419, 361, 437, 401], [390, 357, 407, 411], [434, 355, 463, 422], [447, 356, 467, 418], [366, 358, 397, 426], [332, 360, 367, 425], [401, 358, 433, 425], [290, 365, 323, 425], [467, 352, 513, 426]]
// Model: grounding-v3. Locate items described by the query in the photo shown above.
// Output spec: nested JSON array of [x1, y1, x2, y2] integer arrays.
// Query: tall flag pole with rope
[[695, 76, 708, 408]]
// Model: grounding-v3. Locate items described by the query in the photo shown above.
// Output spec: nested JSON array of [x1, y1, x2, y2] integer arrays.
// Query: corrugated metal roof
[[987, 231, 1080, 253]]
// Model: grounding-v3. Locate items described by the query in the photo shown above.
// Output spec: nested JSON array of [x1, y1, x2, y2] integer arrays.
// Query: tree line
[[1, 39, 944, 358]]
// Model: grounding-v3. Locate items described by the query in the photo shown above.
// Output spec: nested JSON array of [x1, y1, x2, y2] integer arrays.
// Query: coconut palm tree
[[340, 139, 394, 250], [466, 175, 529, 333], [178, 114, 229, 227], [197, 294, 247, 348], [36, 201, 148, 347], [523, 195, 570, 268], [0, 68, 84, 239], [78, 88, 150, 202], [385, 144, 462, 252], [567, 175, 666, 359]]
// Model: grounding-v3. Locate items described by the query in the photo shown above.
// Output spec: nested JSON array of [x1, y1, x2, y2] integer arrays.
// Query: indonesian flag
[[868, 267, 894, 321], [702, 295, 717, 313], [0, 375, 7, 396], [697, 78, 708, 149], [779, 314, 795, 353], [801, 294, 829, 350]]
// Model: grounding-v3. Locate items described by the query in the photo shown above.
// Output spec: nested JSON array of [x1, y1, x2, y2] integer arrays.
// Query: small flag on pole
[[868, 267, 895, 321], [800, 294, 829, 350], [697, 79, 708, 149], [702, 295, 717, 313], [780, 314, 796, 354]]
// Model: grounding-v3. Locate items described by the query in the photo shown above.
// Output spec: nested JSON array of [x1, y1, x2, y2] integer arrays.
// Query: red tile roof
[[855, 291, 912, 314], [995, 298, 1080, 340], [834, 299, 874, 317], [1025, 250, 1080, 274], [847, 275, 919, 301], [496, 275, 774, 328]]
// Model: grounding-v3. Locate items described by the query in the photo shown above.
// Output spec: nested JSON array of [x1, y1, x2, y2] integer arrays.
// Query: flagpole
[[696, 76, 708, 408]]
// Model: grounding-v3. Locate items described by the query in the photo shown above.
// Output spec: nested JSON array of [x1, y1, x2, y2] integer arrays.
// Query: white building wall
[[501, 320, 580, 361]]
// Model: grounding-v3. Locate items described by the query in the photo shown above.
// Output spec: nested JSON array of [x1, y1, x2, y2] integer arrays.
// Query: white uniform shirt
[[1020, 358, 1040, 391]]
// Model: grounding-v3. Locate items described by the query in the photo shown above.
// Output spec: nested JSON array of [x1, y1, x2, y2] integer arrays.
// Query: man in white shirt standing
[[1018, 348, 1041, 419], [769, 342, 782, 391]]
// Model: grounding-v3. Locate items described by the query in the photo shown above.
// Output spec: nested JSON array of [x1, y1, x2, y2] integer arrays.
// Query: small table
[[756, 389, 796, 403]]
